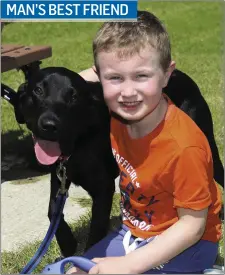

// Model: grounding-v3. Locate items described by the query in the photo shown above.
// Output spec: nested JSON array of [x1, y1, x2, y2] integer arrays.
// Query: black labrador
[[5, 66, 224, 257]]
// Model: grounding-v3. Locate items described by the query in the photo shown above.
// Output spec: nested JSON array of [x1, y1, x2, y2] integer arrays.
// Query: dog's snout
[[38, 112, 60, 140], [38, 113, 60, 140], [41, 119, 58, 133]]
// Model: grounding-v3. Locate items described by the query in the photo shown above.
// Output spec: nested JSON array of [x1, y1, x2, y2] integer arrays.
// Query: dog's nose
[[40, 119, 58, 133]]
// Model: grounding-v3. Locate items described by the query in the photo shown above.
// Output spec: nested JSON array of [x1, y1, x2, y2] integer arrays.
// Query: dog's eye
[[33, 87, 44, 97]]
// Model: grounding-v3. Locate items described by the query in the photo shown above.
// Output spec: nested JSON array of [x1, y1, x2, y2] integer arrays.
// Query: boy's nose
[[120, 84, 137, 97]]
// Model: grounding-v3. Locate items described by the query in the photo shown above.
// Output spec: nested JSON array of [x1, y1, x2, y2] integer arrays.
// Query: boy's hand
[[89, 256, 132, 274]]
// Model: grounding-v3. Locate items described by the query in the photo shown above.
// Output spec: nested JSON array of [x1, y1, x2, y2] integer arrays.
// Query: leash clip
[[56, 161, 68, 195]]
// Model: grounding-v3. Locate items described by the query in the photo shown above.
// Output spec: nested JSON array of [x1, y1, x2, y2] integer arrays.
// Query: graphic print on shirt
[[112, 148, 160, 232]]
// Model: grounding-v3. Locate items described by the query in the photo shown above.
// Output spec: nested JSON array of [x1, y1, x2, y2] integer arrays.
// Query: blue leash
[[20, 192, 67, 274]]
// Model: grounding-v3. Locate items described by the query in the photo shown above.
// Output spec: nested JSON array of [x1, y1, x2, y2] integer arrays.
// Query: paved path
[[2, 174, 120, 252]]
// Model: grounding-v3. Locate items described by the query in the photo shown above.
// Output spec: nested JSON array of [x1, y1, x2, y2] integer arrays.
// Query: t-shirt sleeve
[[166, 147, 213, 210]]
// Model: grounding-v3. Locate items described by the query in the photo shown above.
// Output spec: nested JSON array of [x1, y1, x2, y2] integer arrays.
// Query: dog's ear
[[15, 63, 41, 124], [14, 83, 27, 124], [75, 73, 104, 102]]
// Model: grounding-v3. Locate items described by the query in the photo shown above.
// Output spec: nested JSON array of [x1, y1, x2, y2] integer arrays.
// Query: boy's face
[[97, 47, 173, 122]]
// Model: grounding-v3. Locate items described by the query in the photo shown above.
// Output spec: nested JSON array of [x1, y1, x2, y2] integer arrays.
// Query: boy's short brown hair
[[93, 11, 171, 72]]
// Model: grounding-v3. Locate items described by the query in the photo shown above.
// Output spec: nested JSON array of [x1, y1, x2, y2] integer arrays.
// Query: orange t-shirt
[[110, 95, 222, 243]]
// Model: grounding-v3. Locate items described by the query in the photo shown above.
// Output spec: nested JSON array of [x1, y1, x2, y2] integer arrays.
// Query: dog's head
[[16, 67, 103, 165]]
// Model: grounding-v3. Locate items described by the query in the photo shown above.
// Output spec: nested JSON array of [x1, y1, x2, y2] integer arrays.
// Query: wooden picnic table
[[1, 44, 52, 106], [1, 44, 52, 73]]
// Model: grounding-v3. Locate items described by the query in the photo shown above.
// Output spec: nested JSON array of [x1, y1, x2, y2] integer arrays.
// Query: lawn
[[1, 1, 224, 273]]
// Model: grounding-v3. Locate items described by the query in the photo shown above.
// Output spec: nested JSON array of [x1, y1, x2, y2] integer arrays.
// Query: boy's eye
[[136, 74, 148, 79], [110, 76, 121, 80]]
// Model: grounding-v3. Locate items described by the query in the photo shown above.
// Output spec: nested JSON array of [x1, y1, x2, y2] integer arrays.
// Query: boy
[[69, 11, 222, 274]]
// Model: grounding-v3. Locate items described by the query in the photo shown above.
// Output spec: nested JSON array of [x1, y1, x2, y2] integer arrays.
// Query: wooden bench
[[1, 44, 52, 73], [1, 44, 52, 105]]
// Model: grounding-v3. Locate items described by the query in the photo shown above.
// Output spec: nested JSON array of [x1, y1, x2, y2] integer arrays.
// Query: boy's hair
[[93, 11, 171, 72]]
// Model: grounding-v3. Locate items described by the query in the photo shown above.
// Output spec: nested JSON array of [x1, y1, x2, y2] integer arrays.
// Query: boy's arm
[[124, 207, 208, 274], [79, 67, 100, 82]]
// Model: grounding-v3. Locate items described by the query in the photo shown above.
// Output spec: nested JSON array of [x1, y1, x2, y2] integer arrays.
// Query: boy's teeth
[[122, 102, 140, 106]]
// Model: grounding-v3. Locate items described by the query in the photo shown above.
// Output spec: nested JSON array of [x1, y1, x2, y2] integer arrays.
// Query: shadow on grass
[[1, 129, 50, 182]]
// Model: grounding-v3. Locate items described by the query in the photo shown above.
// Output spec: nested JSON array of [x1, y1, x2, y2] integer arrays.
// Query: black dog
[[5, 66, 223, 257]]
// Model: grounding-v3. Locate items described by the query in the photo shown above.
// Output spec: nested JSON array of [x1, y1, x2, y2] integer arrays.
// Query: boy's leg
[[68, 228, 218, 274], [67, 225, 128, 274], [144, 240, 218, 274], [83, 225, 128, 259]]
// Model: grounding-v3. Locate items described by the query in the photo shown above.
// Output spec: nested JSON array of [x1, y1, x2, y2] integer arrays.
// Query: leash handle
[[41, 256, 96, 274]]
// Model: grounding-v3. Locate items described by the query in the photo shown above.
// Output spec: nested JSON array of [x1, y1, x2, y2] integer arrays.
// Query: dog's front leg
[[86, 183, 115, 249], [48, 169, 77, 257]]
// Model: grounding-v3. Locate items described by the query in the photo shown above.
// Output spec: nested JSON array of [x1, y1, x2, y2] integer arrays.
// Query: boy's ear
[[92, 65, 97, 73], [92, 65, 99, 77], [163, 61, 176, 88], [92, 65, 101, 82]]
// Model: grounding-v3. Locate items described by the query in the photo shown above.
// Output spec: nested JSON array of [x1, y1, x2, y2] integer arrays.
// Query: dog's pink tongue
[[34, 139, 61, 165]]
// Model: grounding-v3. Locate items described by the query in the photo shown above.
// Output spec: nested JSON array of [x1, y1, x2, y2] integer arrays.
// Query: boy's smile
[[97, 47, 174, 137], [119, 100, 142, 111]]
